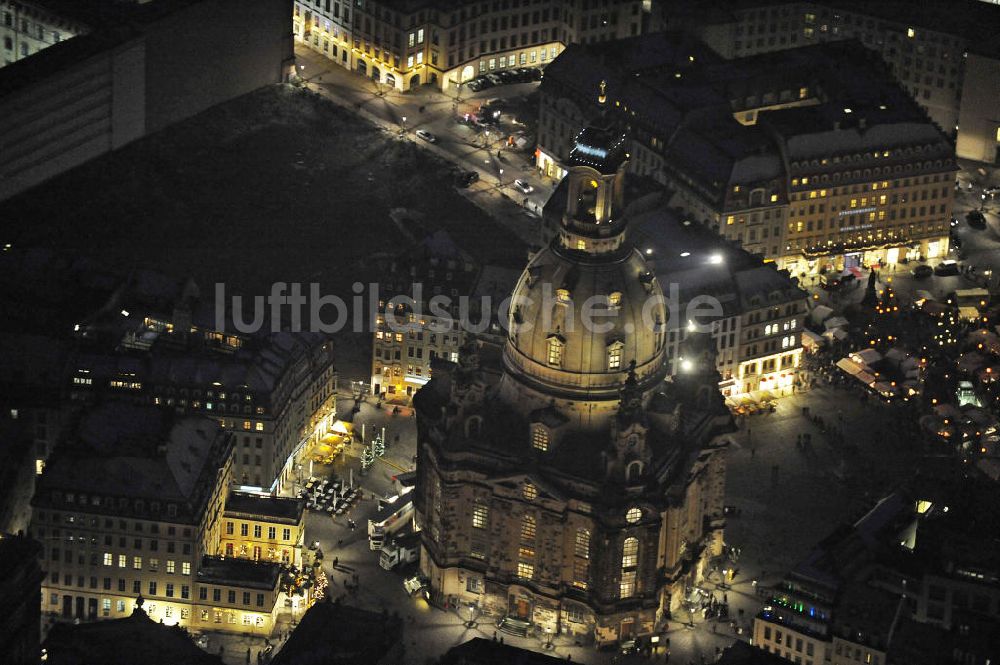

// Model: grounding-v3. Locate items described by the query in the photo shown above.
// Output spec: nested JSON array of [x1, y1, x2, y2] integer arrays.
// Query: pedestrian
[[246, 647, 252, 664], [493, 631, 498, 642], [333, 557, 339, 568]]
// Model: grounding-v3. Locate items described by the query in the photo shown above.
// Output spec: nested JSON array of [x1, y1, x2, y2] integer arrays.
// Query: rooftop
[[34, 402, 230, 512], [42, 603, 222, 665], [669, 0, 1000, 58], [270, 600, 403, 665], [196, 555, 281, 591], [440, 638, 569, 665], [224, 491, 304, 524]]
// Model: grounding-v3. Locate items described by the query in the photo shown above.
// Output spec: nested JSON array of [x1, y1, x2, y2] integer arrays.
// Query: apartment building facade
[[1, 0, 85, 67], [221, 491, 306, 568], [371, 231, 476, 399], [0, 0, 294, 201], [70, 295, 336, 492], [665, 0, 1000, 163], [537, 36, 956, 277], [293, 0, 643, 91], [29, 404, 290, 635]]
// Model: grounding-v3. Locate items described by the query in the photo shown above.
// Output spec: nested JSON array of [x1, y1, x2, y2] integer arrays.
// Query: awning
[[855, 370, 876, 385], [851, 348, 882, 365], [836, 357, 863, 375]]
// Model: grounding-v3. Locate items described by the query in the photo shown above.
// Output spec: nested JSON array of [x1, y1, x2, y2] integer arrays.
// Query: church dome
[[501, 241, 667, 403]]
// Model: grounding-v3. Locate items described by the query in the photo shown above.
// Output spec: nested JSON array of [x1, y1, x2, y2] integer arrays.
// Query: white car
[[513, 178, 533, 194], [415, 129, 437, 143]]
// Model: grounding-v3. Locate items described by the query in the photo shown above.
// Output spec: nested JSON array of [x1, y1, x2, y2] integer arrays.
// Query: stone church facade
[[413, 118, 734, 645]]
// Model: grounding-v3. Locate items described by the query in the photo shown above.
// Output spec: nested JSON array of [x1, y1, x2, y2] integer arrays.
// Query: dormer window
[[530, 424, 550, 452], [607, 340, 624, 371], [546, 336, 564, 367], [522, 483, 538, 501]]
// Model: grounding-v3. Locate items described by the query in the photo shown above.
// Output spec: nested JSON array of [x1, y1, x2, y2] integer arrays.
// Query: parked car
[[415, 129, 437, 143], [466, 76, 492, 92], [485, 73, 502, 85], [457, 171, 479, 188], [513, 178, 533, 194], [967, 210, 987, 229], [912, 264, 933, 279], [935, 260, 960, 276], [496, 69, 517, 83], [514, 67, 536, 81]]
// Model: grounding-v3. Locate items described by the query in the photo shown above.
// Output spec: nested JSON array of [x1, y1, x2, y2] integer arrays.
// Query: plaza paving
[[199, 384, 923, 665]]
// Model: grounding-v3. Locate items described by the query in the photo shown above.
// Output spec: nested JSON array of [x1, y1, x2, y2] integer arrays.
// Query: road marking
[[377, 456, 409, 473]]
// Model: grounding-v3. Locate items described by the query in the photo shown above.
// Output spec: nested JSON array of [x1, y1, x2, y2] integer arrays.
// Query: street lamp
[[463, 602, 479, 628], [498, 168, 504, 187]]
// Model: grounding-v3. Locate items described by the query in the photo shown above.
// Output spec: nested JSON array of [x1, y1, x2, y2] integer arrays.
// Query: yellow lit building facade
[[221, 491, 305, 568], [293, 0, 642, 92], [30, 404, 290, 637]]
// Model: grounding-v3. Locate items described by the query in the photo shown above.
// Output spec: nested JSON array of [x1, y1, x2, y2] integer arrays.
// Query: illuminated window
[[733, 185, 740, 193], [255, 422, 264, 432], [575, 529, 590, 559], [576, 239, 586, 250], [801, 177, 809, 185], [243, 421, 251, 430], [547, 336, 564, 367], [517, 562, 534, 579], [521, 514, 536, 541], [133, 556, 142, 570], [770, 194, 778, 202], [607, 341, 623, 370], [531, 425, 549, 451], [799, 86, 808, 99], [726, 215, 735, 225], [622, 537, 638, 567], [472, 501, 489, 529], [556, 289, 571, 303], [608, 291, 622, 307], [573, 558, 589, 589], [620, 570, 637, 598], [182, 562, 191, 575], [620, 537, 639, 598], [118, 555, 126, 568], [625, 507, 641, 524], [907, 27, 915, 38], [522, 483, 538, 501]]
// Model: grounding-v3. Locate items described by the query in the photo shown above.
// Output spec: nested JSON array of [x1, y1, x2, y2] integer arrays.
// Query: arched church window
[[626, 460, 643, 484], [465, 415, 483, 438], [546, 336, 564, 367], [607, 340, 624, 370], [620, 537, 639, 598], [530, 424, 549, 452]]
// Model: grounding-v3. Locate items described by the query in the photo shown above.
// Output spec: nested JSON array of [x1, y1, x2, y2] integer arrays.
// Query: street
[[206, 384, 918, 665], [294, 45, 555, 250]]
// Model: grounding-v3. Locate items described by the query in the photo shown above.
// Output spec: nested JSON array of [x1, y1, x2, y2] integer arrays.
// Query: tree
[[361, 446, 375, 470]]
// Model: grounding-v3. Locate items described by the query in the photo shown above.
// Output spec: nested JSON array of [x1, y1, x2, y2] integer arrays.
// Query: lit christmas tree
[[361, 446, 375, 470], [864, 283, 902, 350], [372, 435, 385, 458]]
